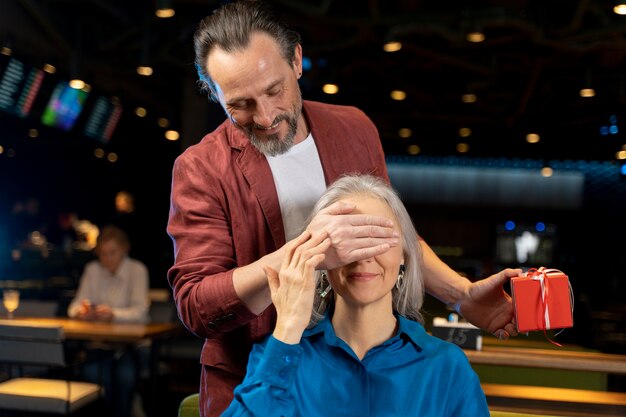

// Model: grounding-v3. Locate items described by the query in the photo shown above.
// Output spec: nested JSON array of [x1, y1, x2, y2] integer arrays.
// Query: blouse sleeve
[[221, 336, 303, 417], [445, 349, 490, 417]]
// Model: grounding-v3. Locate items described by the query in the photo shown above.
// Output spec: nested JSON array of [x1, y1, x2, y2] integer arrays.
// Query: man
[[167, 2, 520, 416]]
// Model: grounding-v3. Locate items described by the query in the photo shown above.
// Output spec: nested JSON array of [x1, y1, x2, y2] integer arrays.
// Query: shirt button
[[282, 355, 292, 364]]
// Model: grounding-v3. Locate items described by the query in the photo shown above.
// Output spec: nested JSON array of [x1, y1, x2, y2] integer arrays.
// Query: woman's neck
[[331, 302, 398, 361]]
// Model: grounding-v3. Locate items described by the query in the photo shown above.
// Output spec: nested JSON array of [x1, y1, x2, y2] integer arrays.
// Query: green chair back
[[178, 393, 200, 417]]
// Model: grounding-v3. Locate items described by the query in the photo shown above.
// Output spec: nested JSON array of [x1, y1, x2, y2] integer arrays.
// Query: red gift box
[[511, 267, 573, 333]]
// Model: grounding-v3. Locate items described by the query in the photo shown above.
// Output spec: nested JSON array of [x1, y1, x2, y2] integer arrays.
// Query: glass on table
[[3, 289, 20, 319]]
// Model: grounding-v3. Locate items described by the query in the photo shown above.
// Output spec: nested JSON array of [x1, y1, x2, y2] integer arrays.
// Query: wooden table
[[0, 316, 182, 343], [0, 317, 184, 416], [462, 338, 626, 416], [464, 344, 626, 375]]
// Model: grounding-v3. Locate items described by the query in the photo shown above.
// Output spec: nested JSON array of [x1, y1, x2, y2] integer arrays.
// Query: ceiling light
[[407, 144, 420, 155], [390, 90, 406, 101], [322, 84, 339, 94], [165, 130, 179, 141], [458, 127, 472, 137], [614, 4, 626, 15], [137, 65, 153, 76], [383, 42, 402, 52], [540, 167, 553, 177], [456, 143, 470, 153], [526, 133, 540, 143], [69, 79, 86, 90], [461, 93, 477, 103], [466, 31, 485, 43], [42, 63, 56, 74], [155, 0, 175, 18], [135, 107, 147, 117], [158, 117, 170, 128], [580, 88, 595, 98], [617, 150, 626, 159], [398, 128, 412, 138]]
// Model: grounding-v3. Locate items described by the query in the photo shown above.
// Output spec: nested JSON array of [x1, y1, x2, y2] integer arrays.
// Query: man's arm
[[230, 203, 400, 316], [167, 152, 399, 338], [420, 240, 521, 339]]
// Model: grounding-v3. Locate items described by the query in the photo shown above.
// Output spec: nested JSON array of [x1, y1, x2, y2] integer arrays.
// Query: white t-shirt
[[266, 134, 326, 241]]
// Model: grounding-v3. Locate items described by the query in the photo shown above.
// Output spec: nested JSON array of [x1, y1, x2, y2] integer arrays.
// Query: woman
[[222, 174, 489, 416]]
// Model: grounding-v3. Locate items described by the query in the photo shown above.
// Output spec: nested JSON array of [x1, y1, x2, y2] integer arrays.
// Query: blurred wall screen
[[40, 81, 89, 131]]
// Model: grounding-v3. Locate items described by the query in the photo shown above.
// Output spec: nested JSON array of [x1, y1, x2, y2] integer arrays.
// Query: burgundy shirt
[[167, 100, 388, 416]]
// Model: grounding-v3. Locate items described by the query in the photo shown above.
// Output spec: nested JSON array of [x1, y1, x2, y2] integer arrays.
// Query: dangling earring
[[396, 265, 405, 290], [319, 271, 332, 298]]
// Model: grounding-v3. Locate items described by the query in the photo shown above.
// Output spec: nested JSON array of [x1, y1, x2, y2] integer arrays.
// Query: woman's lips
[[347, 272, 378, 281]]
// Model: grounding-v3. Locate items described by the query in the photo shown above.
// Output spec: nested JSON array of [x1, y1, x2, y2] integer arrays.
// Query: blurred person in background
[[68, 224, 149, 417]]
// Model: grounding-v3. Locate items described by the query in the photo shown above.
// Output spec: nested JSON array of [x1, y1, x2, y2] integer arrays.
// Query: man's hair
[[193, 0, 301, 101], [306, 174, 425, 326]]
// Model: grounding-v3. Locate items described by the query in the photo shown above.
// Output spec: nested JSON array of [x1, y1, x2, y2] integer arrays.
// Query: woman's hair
[[96, 225, 131, 253], [308, 174, 424, 326], [193, 0, 301, 101]]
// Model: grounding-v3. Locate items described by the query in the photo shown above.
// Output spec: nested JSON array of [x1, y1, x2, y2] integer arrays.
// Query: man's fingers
[[504, 322, 518, 337], [318, 200, 357, 216], [340, 243, 392, 264]]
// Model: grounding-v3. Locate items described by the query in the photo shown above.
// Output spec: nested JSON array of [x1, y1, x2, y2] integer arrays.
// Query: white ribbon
[[530, 268, 550, 329], [527, 267, 568, 330]]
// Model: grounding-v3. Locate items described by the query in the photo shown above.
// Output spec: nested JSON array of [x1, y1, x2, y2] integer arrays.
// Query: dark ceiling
[[3, 0, 626, 162]]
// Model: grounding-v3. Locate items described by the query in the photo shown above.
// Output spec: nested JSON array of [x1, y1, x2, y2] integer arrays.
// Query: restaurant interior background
[[1, 0, 626, 407]]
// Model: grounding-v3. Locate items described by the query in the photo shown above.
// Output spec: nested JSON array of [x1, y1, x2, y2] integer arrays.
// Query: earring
[[396, 265, 405, 290], [319, 271, 332, 298]]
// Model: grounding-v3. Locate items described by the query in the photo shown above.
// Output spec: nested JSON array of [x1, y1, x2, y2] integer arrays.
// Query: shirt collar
[[303, 314, 429, 350]]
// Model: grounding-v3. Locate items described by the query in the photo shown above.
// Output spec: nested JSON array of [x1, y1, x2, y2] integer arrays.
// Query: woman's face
[[327, 194, 404, 310], [97, 239, 127, 274]]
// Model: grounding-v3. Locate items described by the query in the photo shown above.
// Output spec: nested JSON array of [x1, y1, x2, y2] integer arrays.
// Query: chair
[[0, 323, 102, 414], [178, 393, 200, 417]]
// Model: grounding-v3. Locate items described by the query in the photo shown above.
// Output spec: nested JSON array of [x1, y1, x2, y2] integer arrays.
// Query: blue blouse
[[221, 315, 489, 417]]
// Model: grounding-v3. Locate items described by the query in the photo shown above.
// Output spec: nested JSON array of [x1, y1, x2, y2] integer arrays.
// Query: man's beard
[[236, 95, 303, 157]]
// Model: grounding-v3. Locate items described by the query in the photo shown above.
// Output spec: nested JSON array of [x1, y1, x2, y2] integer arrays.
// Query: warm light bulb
[[322, 84, 339, 94], [69, 79, 85, 90], [466, 32, 485, 43], [526, 133, 540, 143], [383, 42, 402, 52], [156, 8, 175, 18], [390, 90, 406, 101], [137, 66, 153, 76], [614, 4, 626, 15], [461, 93, 477, 103], [458, 127, 472, 137], [398, 128, 412, 138], [165, 130, 180, 141], [580, 88, 595, 98]]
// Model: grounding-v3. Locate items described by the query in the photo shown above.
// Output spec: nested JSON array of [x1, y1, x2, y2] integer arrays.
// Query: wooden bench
[[483, 383, 626, 417]]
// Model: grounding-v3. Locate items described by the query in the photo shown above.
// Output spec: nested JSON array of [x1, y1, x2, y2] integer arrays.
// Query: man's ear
[[293, 44, 303, 76]]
